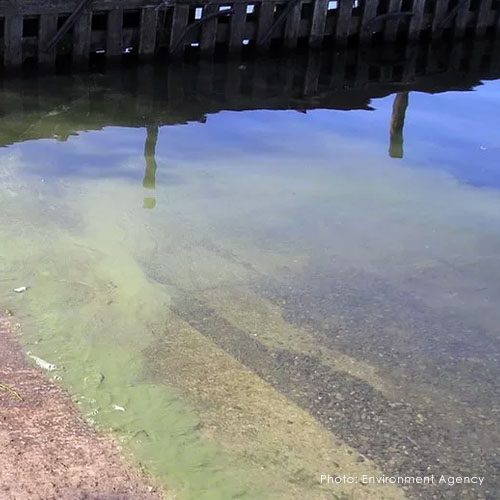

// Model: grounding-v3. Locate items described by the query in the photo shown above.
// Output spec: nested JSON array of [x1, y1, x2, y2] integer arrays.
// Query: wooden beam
[[255, 1, 275, 52], [107, 7, 123, 57], [360, 0, 379, 43], [200, 4, 218, 54], [476, 0, 493, 37], [309, 0, 328, 48], [408, 0, 426, 41], [73, 9, 92, 67], [385, 0, 403, 41], [4, 14, 23, 68], [284, 0, 301, 49], [139, 6, 158, 59], [38, 14, 58, 67], [228, 2, 247, 52], [168, 4, 189, 55], [454, 0, 471, 38]]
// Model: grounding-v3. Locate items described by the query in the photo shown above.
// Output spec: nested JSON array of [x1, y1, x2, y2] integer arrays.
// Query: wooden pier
[[0, 0, 499, 70]]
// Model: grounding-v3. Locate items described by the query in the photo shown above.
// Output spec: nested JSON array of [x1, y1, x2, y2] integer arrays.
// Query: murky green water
[[1, 42, 500, 499]]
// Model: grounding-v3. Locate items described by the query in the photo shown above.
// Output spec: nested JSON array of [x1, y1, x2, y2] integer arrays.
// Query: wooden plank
[[4, 14, 23, 68], [73, 9, 92, 66], [256, 1, 275, 51], [303, 50, 321, 94], [335, 0, 352, 45], [309, 0, 328, 48], [454, 0, 471, 38], [408, 0, 426, 40], [432, 0, 449, 37], [200, 3, 218, 54], [139, 6, 158, 59], [476, 0, 493, 37], [284, 0, 302, 49], [385, 0, 403, 42], [168, 4, 189, 55], [335, 0, 353, 45], [228, 2, 247, 52], [107, 7, 123, 57], [38, 14, 58, 67], [360, 0, 378, 43]]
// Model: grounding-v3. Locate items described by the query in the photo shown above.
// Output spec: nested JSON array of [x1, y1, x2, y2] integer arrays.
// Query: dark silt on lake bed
[[0, 38, 500, 499]]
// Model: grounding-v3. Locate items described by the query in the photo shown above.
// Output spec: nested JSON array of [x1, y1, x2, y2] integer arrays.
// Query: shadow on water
[[1, 37, 500, 499]]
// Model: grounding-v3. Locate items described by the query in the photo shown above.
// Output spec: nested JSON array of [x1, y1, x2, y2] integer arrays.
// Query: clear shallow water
[[0, 43, 499, 499]]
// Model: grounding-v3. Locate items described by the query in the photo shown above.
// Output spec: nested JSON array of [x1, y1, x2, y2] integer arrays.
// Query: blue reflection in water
[[10, 80, 500, 192]]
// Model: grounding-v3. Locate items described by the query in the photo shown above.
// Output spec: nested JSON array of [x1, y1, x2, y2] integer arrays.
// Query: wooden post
[[385, 0, 403, 42], [432, 0, 449, 37], [256, 1, 275, 52], [454, 0, 471, 38], [200, 4, 218, 55], [303, 50, 321, 94], [389, 92, 409, 159], [360, 0, 378, 44], [107, 7, 123, 58], [4, 15, 23, 68], [335, 0, 353, 45], [476, 0, 492, 37], [38, 14, 58, 68], [229, 2, 247, 53], [143, 125, 158, 210], [169, 4, 189, 55], [73, 9, 92, 68], [309, 0, 328, 48], [143, 125, 158, 190], [408, 0, 426, 41], [139, 7, 158, 60], [284, 0, 301, 49]]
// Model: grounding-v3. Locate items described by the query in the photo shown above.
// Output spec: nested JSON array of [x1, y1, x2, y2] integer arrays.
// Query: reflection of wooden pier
[[0, 39, 498, 205], [0, 0, 499, 69], [0, 39, 499, 152]]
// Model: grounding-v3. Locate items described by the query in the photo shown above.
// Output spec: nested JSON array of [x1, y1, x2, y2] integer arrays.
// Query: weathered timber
[[139, 7, 158, 59], [0, 0, 499, 70], [389, 91, 408, 158], [4, 14, 23, 67], [38, 14, 58, 66], [309, 0, 328, 48], [106, 7, 123, 57]]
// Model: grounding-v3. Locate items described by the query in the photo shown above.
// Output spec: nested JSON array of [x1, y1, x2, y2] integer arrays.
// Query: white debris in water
[[112, 404, 126, 412], [28, 353, 57, 371], [13, 286, 28, 293]]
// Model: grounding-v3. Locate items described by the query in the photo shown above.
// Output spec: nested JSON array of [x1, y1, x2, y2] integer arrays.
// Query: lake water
[[0, 39, 499, 499]]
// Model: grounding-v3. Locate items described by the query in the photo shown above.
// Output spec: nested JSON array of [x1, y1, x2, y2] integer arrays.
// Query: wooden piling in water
[[0, 0, 499, 70]]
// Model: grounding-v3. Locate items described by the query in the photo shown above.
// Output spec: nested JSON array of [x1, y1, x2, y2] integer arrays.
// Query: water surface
[[0, 40, 499, 499]]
